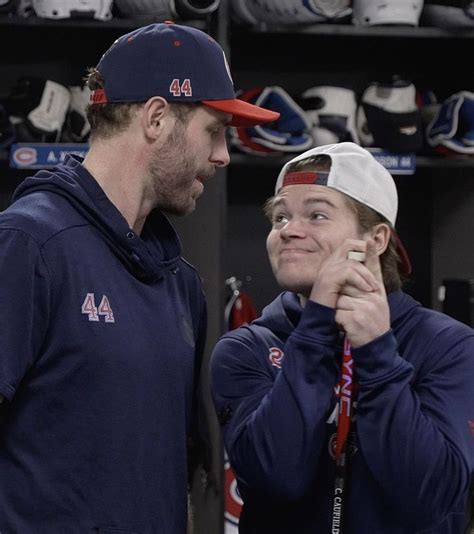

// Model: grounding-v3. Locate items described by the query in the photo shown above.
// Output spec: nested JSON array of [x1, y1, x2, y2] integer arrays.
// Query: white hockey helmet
[[31, 0, 113, 20], [231, 0, 259, 25], [232, 0, 338, 25], [305, 0, 351, 19], [16, 0, 34, 16], [301, 85, 360, 145], [353, 0, 423, 26], [422, 0, 474, 28], [114, 0, 173, 18], [258, 0, 330, 23], [115, 0, 219, 19], [174, 0, 220, 18]]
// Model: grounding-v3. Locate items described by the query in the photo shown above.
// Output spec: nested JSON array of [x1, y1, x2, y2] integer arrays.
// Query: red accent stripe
[[282, 171, 318, 188], [90, 89, 107, 104], [232, 124, 274, 154], [391, 229, 412, 275], [335, 337, 353, 460]]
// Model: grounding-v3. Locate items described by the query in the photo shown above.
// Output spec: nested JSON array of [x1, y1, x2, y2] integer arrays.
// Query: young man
[[210, 142, 474, 533], [0, 22, 278, 533]]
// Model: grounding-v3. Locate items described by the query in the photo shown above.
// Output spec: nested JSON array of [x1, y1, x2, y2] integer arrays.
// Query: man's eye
[[208, 127, 222, 136], [311, 212, 327, 221], [272, 214, 288, 224]]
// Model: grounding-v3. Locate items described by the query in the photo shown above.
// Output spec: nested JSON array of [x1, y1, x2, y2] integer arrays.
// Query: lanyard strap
[[331, 336, 355, 534], [335, 337, 354, 459]]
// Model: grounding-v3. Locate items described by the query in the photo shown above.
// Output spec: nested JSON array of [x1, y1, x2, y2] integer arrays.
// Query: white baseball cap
[[274, 142, 412, 274]]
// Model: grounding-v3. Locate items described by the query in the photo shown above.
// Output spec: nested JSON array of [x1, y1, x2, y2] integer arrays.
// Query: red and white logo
[[328, 431, 358, 461], [224, 454, 242, 528], [12, 146, 37, 167], [268, 347, 284, 369], [81, 293, 115, 323]]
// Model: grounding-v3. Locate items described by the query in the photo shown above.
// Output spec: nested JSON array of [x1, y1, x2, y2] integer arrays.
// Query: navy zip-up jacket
[[0, 155, 206, 533], [210, 291, 474, 533]]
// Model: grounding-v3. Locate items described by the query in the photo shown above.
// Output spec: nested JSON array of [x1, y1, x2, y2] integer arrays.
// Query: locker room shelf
[[0, 148, 474, 169], [1, 148, 473, 170], [229, 153, 474, 169], [238, 23, 474, 39], [0, 14, 207, 30]]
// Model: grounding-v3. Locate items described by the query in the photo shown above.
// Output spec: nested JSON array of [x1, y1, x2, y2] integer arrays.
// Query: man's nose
[[210, 133, 230, 167], [280, 218, 306, 239]]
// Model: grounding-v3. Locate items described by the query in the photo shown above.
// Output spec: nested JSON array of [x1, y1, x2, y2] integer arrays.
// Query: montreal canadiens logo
[[269, 347, 284, 369], [12, 146, 37, 167], [328, 432, 358, 460], [224, 457, 243, 526]]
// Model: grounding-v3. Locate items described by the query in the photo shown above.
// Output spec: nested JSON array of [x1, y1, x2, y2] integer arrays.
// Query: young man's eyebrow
[[302, 197, 337, 209], [271, 196, 337, 210]]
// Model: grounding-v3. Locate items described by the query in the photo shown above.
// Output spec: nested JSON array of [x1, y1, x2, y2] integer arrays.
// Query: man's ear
[[368, 222, 391, 256], [142, 96, 170, 140]]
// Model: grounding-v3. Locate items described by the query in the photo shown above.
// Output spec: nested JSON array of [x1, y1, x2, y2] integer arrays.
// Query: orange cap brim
[[202, 98, 280, 127]]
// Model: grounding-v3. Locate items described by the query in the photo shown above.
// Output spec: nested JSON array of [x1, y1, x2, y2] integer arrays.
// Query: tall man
[[210, 142, 474, 533], [0, 22, 278, 533]]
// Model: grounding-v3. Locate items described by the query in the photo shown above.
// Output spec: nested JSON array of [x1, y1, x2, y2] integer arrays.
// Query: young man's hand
[[309, 238, 378, 310], [334, 240, 390, 347]]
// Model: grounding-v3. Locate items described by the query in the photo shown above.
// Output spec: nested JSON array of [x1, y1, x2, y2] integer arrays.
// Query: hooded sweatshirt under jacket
[[0, 155, 206, 533], [210, 291, 474, 534]]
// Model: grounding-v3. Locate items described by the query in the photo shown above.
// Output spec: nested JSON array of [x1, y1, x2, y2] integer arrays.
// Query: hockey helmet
[[31, 0, 113, 20], [353, 0, 423, 26]]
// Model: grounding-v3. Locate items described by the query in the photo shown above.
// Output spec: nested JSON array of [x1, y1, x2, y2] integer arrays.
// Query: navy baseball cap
[[90, 22, 280, 127]]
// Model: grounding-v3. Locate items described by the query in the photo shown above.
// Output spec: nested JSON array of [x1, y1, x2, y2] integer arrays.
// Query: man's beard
[[148, 121, 198, 216]]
